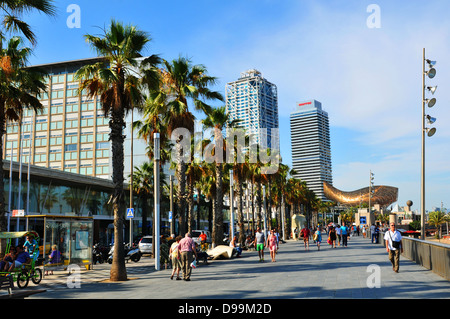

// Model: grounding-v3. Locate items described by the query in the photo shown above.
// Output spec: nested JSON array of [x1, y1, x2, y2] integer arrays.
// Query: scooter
[[107, 243, 142, 264]]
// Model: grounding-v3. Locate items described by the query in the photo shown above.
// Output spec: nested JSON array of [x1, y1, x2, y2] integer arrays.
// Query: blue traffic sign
[[126, 208, 134, 218]]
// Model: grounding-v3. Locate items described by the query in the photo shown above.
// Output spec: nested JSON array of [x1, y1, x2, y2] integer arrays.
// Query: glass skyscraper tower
[[225, 69, 279, 150], [290, 100, 332, 201]]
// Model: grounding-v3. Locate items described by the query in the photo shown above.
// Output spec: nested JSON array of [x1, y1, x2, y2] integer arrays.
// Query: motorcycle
[[107, 243, 142, 264], [92, 243, 109, 264]]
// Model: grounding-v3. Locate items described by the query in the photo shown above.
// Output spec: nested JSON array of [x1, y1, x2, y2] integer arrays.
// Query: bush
[[409, 220, 421, 231]]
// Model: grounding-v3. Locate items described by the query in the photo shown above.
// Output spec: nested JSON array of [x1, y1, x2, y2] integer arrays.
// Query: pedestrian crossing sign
[[126, 208, 134, 218]]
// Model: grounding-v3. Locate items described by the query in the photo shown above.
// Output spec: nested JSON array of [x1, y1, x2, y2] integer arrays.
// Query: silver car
[[138, 236, 153, 254]]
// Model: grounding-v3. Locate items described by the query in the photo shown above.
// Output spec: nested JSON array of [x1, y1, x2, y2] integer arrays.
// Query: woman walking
[[267, 229, 278, 262], [314, 227, 322, 251], [329, 226, 337, 248], [169, 236, 182, 280]]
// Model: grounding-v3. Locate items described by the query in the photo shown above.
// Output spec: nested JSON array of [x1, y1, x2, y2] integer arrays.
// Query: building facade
[[225, 69, 279, 150], [290, 100, 332, 201], [2, 58, 148, 181]]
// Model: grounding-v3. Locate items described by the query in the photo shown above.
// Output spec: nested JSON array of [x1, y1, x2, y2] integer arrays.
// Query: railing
[[371, 231, 450, 280]]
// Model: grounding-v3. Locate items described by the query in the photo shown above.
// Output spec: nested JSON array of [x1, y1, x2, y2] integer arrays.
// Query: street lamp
[[229, 170, 235, 242], [154, 132, 161, 270], [421, 48, 438, 240], [369, 170, 374, 223]]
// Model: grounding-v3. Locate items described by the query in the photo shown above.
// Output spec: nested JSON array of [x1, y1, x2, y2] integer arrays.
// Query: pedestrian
[[254, 227, 266, 262], [362, 225, 367, 238], [178, 233, 198, 281], [329, 226, 337, 248], [267, 229, 278, 262], [336, 224, 341, 246], [374, 224, 380, 243], [301, 225, 310, 251], [340, 223, 349, 247], [230, 235, 242, 257], [370, 224, 376, 243], [384, 222, 403, 273], [313, 227, 322, 251], [160, 236, 170, 269], [169, 235, 182, 280]]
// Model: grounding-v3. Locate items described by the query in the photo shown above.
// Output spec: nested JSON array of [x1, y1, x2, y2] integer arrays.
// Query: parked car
[[191, 230, 211, 245], [138, 236, 153, 254]]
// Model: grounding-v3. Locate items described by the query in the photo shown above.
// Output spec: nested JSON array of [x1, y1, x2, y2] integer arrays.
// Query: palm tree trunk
[[110, 108, 127, 281], [236, 174, 245, 246], [214, 162, 224, 246], [176, 142, 187, 236], [0, 103, 6, 232], [187, 169, 194, 234]]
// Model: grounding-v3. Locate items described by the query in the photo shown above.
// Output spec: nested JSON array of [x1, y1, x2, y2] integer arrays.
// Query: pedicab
[[0, 231, 43, 289]]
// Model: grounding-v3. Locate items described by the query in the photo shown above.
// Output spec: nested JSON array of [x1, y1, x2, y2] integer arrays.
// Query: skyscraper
[[290, 100, 332, 201], [225, 69, 279, 150]]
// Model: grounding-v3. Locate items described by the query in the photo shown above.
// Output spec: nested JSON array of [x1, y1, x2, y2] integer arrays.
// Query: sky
[[20, 0, 450, 212]]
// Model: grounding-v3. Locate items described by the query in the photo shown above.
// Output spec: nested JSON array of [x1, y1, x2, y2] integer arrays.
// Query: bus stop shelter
[[25, 215, 93, 275]]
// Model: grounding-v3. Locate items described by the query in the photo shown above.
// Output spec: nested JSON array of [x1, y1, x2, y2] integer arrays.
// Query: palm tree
[[159, 57, 223, 236], [75, 20, 155, 282], [428, 211, 449, 240], [0, 36, 46, 231], [202, 106, 241, 246], [0, 0, 56, 45]]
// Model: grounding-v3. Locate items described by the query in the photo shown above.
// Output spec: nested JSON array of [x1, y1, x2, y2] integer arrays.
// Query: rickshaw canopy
[[0, 231, 39, 239]]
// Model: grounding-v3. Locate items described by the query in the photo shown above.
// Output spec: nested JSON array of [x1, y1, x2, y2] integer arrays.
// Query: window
[[96, 142, 109, 149], [80, 134, 94, 143], [64, 144, 77, 152], [66, 104, 78, 113], [65, 135, 78, 144], [65, 120, 78, 129]]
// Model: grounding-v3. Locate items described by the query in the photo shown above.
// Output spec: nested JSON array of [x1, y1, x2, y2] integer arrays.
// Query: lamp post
[[229, 170, 234, 242], [421, 48, 437, 240], [154, 133, 160, 270]]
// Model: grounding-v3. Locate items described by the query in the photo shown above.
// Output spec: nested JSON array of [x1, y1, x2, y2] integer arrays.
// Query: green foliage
[[409, 220, 421, 231]]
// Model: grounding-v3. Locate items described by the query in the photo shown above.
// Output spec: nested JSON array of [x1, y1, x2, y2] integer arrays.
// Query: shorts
[[256, 243, 265, 251], [8, 261, 22, 268]]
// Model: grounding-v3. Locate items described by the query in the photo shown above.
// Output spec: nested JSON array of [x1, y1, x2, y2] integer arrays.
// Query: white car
[[138, 236, 153, 253]]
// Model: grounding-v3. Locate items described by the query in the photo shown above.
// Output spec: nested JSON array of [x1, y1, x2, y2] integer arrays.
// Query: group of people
[[162, 220, 405, 282], [0, 234, 37, 272], [254, 227, 281, 262], [168, 233, 198, 281]]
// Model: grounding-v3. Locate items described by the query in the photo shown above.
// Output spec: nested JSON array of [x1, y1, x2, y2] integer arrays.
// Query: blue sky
[[22, 0, 450, 212]]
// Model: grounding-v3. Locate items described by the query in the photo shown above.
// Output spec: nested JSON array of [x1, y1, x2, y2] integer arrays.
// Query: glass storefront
[[26, 215, 93, 271]]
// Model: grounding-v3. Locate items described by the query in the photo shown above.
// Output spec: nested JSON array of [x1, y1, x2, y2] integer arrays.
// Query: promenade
[[24, 234, 450, 300]]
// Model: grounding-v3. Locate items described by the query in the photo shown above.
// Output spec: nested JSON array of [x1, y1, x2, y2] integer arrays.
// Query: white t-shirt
[[384, 230, 402, 250]]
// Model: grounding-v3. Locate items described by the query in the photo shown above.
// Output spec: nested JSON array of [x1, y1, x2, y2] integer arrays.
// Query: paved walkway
[[21, 234, 450, 299]]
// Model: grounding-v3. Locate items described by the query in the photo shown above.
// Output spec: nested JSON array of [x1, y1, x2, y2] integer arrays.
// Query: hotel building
[[3, 57, 147, 180], [290, 100, 332, 201], [225, 69, 279, 150]]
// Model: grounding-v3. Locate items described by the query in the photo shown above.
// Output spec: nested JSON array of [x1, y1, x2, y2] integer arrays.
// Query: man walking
[[254, 227, 265, 262], [179, 233, 198, 281], [340, 223, 349, 247], [384, 222, 403, 273]]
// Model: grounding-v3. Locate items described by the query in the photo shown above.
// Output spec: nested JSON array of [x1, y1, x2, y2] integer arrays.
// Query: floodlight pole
[[421, 48, 426, 240]]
